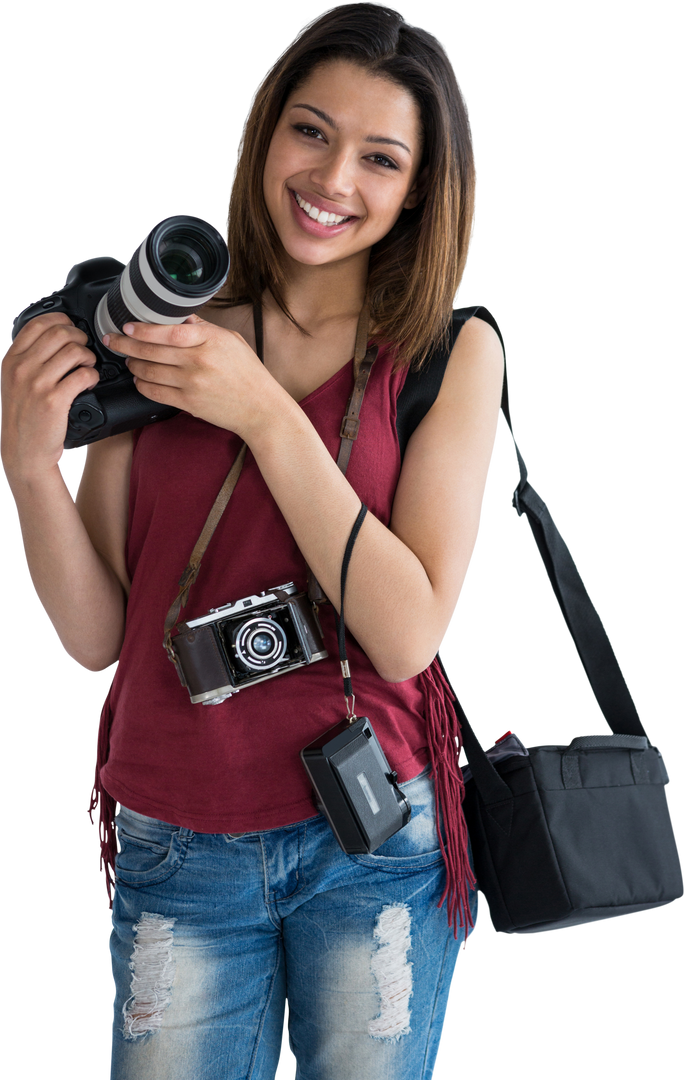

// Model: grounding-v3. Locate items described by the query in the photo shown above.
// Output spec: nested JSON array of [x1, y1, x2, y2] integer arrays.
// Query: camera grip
[[173, 624, 233, 702]]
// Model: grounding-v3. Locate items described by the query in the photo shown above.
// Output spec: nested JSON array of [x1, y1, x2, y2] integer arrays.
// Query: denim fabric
[[110, 767, 477, 1080]]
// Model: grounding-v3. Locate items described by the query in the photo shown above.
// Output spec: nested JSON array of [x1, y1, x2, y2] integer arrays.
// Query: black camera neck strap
[[338, 503, 369, 719], [163, 301, 376, 666]]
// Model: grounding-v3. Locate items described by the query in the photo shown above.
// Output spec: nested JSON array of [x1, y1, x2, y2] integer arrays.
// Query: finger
[[11, 311, 75, 352], [126, 356, 184, 387], [127, 369, 176, 406], [18, 321, 92, 378], [120, 319, 200, 341], [134, 317, 206, 341], [104, 328, 168, 358], [102, 319, 197, 354]]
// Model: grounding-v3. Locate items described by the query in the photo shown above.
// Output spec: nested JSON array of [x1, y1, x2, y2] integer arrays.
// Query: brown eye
[[289, 125, 397, 169], [365, 153, 397, 169], [291, 125, 324, 142]]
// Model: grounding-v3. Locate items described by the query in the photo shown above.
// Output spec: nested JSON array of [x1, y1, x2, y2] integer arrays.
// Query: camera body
[[172, 582, 328, 704], [301, 715, 412, 853], [12, 216, 230, 448]]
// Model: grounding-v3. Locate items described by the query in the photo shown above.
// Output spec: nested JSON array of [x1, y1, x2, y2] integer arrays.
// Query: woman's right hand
[[1, 311, 100, 484]]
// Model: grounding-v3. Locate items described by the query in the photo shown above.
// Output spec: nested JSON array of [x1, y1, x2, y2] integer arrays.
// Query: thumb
[[184, 313, 203, 323]]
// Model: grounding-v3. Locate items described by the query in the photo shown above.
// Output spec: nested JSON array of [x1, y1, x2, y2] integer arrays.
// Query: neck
[[266, 247, 370, 330]]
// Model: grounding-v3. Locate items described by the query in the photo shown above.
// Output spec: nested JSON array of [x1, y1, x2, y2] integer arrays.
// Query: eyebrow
[[289, 102, 412, 156]]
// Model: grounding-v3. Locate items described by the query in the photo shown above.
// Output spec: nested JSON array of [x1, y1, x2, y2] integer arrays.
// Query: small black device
[[300, 504, 412, 854], [12, 215, 229, 448], [301, 714, 411, 853]]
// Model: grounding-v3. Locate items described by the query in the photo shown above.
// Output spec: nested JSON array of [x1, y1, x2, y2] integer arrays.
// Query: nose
[[308, 146, 356, 200]]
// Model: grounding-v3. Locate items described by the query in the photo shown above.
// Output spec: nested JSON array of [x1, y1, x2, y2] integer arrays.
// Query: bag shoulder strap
[[395, 304, 507, 460], [493, 308, 645, 738], [391, 302, 648, 760]]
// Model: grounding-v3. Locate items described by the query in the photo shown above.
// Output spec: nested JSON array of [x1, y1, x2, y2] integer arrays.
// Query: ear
[[403, 166, 428, 210]]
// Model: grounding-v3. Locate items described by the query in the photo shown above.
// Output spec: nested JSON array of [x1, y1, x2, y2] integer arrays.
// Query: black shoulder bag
[[397, 302, 678, 937]]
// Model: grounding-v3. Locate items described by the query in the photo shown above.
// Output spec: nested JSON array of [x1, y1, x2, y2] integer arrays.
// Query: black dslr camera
[[171, 582, 328, 705], [12, 216, 229, 448]]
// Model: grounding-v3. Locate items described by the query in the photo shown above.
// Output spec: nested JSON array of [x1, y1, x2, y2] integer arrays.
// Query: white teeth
[[294, 192, 350, 226]]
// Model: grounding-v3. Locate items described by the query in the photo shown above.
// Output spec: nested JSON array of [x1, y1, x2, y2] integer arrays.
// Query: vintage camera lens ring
[[233, 617, 288, 671]]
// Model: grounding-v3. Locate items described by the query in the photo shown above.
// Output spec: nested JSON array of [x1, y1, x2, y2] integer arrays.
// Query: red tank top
[[92, 340, 473, 930]]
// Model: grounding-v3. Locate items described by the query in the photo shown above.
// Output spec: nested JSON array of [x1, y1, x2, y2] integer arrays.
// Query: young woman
[[1, 5, 503, 1077]]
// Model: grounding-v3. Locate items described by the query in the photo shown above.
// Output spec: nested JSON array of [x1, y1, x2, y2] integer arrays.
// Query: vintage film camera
[[171, 582, 328, 705], [12, 216, 229, 448]]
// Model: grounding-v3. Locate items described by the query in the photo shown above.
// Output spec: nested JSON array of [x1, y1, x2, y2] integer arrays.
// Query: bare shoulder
[[390, 314, 504, 613], [76, 430, 135, 594], [436, 314, 504, 408]]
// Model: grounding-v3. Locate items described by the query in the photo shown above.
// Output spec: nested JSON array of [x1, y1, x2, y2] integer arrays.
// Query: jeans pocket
[[349, 768, 444, 871], [114, 805, 193, 888]]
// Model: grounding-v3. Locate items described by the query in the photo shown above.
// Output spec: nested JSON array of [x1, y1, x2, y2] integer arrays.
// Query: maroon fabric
[[91, 342, 472, 928]]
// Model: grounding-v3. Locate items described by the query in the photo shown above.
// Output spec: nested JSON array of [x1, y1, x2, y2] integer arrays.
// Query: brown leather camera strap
[[163, 300, 376, 662]]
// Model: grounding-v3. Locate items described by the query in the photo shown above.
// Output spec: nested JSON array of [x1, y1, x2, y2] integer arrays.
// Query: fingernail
[[123, 323, 135, 335], [102, 334, 110, 347]]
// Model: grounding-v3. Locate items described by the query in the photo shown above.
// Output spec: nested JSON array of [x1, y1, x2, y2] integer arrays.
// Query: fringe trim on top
[[88, 688, 117, 908], [90, 660, 476, 922], [420, 659, 476, 938]]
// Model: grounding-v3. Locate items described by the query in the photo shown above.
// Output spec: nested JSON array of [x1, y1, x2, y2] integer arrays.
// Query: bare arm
[[244, 316, 504, 680], [2, 312, 132, 670], [248, 397, 434, 682], [7, 448, 131, 670]]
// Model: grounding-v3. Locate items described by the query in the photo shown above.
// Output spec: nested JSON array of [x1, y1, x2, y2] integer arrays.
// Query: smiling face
[[263, 60, 423, 271]]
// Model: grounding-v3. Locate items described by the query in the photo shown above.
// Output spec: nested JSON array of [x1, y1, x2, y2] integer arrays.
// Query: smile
[[292, 191, 353, 226], [287, 191, 356, 239]]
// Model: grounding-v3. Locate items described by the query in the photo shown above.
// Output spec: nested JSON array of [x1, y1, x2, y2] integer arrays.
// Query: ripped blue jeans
[[109, 766, 477, 1080]]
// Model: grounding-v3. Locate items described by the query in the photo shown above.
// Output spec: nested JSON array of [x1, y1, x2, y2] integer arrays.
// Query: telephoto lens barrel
[[94, 216, 229, 354]]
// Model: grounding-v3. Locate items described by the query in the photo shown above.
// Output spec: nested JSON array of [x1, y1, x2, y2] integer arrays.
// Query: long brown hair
[[210, 4, 475, 369]]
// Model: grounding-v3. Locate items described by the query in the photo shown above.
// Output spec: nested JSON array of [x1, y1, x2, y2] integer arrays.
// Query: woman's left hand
[[102, 315, 278, 439]]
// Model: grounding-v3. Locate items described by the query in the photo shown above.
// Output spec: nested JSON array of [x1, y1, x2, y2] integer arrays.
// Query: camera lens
[[251, 632, 275, 656], [94, 215, 229, 353], [232, 618, 288, 672], [158, 234, 207, 286]]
